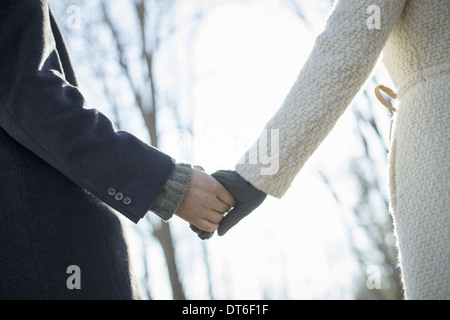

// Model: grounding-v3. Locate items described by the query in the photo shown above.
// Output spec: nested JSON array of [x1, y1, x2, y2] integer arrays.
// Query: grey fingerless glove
[[190, 170, 267, 239]]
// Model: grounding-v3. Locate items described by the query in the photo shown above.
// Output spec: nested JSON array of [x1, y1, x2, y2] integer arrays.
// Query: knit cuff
[[150, 163, 193, 221]]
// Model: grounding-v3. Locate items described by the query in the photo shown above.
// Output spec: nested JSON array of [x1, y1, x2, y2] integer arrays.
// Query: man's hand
[[175, 167, 236, 232], [190, 170, 267, 240]]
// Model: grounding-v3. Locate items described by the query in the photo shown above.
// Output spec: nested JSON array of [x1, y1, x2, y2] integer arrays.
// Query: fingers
[[211, 198, 232, 214], [192, 200, 229, 234], [195, 206, 227, 230], [207, 209, 227, 223], [195, 165, 236, 208], [192, 219, 219, 233], [215, 182, 236, 207], [176, 165, 237, 236]]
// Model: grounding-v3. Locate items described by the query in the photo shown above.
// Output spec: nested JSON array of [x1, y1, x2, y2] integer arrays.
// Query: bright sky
[[150, 0, 393, 300], [53, 0, 395, 300]]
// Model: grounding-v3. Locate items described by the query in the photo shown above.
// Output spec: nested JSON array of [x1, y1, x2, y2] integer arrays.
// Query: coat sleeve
[[235, 0, 406, 198], [0, 0, 176, 223]]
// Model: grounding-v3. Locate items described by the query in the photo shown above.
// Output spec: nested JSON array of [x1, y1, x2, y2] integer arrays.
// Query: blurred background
[[50, 0, 402, 300]]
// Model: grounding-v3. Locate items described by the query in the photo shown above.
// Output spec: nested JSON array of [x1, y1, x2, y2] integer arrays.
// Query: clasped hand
[[175, 166, 267, 240], [175, 166, 235, 233]]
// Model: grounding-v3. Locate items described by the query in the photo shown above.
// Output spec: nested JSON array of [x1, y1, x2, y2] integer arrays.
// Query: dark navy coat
[[0, 0, 175, 299]]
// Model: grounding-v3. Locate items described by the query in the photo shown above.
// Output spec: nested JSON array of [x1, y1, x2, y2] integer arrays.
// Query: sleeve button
[[114, 192, 124, 201], [107, 187, 116, 196], [123, 197, 132, 206]]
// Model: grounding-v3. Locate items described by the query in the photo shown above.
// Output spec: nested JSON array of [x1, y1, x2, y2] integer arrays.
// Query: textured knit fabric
[[190, 170, 267, 239], [235, 0, 449, 300], [150, 163, 193, 221]]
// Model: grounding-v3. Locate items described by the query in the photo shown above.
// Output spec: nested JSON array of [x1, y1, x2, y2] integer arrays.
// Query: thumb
[[211, 170, 267, 236], [217, 197, 264, 236], [217, 207, 242, 236]]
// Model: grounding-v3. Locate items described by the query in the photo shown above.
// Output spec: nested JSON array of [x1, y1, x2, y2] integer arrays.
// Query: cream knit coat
[[235, 0, 449, 299]]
